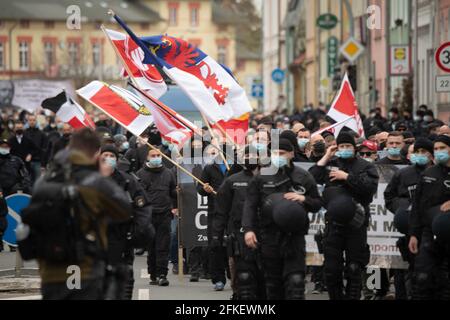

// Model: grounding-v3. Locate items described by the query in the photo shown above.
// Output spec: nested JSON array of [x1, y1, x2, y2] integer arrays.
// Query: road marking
[[140, 268, 150, 279], [138, 289, 150, 300], [3, 295, 41, 300]]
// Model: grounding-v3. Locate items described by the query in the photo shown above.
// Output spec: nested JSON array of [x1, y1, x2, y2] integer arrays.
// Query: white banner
[[0, 79, 76, 113]]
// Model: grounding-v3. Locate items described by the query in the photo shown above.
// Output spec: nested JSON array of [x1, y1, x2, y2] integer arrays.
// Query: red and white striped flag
[[103, 28, 167, 99], [134, 89, 199, 147], [327, 73, 365, 138], [41, 91, 95, 129], [77, 81, 154, 136]]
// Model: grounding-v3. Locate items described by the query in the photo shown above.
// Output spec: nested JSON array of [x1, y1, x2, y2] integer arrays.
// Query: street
[[0, 252, 328, 300]]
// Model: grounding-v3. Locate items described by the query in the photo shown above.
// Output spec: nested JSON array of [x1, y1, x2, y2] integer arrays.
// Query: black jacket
[[309, 157, 379, 209], [242, 164, 321, 232], [410, 164, 450, 238], [24, 127, 48, 162], [196, 163, 229, 215], [0, 153, 31, 195], [8, 135, 38, 162], [384, 164, 427, 214], [213, 169, 254, 238], [137, 164, 177, 214], [50, 135, 71, 161], [376, 157, 409, 165]]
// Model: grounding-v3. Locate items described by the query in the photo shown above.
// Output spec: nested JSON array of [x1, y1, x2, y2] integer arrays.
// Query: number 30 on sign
[[436, 42, 450, 73]]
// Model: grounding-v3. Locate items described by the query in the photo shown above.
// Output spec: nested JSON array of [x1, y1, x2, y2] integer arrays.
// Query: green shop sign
[[317, 13, 338, 30], [328, 36, 339, 77]]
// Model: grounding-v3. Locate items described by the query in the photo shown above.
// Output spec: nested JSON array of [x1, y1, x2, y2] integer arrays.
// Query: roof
[[0, 0, 162, 23]]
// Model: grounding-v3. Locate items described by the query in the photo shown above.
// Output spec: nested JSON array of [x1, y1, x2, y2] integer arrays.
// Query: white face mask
[[0, 147, 10, 155], [363, 157, 374, 163]]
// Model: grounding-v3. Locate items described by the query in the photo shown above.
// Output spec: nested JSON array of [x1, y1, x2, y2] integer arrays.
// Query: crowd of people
[[0, 102, 449, 300]]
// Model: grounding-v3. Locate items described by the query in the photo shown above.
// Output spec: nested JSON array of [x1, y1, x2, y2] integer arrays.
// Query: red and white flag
[[77, 81, 154, 136], [311, 116, 355, 138], [103, 28, 167, 99], [41, 91, 95, 129], [134, 89, 199, 147], [327, 73, 365, 138]]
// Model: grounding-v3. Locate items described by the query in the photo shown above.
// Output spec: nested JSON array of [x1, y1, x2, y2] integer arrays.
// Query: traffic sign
[[316, 13, 338, 30], [436, 42, 450, 73], [436, 75, 450, 92], [340, 37, 365, 64], [251, 83, 264, 99], [390, 45, 410, 75], [271, 68, 285, 84], [3, 193, 31, 247]]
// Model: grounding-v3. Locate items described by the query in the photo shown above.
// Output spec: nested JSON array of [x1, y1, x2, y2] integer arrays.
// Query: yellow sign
[[340, 38, 365, 63]]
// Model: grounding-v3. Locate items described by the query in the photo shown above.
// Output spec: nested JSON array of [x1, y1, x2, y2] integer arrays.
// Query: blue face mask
[[105, 157, 117, 169], [271, 155, 288, 168], [297, 138, 309, 149], [162, 140, 169, 146], [435, 150, 450, 164], [388, 148, 401, 157], [0, 147, 10, 155], [336, 149, 354, 159], [252, 142, 267, 152], [121, 141, 129, 151], [148, 157, 162, 167], [410, 154, 429, 166]]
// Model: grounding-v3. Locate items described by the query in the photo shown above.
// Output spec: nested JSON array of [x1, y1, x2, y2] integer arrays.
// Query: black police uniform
[[213, 168, 265, 300], [309, 156, 379, 300], [137, 163, 177, 281], [410, 163, 450, 300], [125, 145, 150, 173], [107, 169, 150, 299], [196, 162, 230, 286], [243, 164, 322, 300], [384, 164, 427, 299]]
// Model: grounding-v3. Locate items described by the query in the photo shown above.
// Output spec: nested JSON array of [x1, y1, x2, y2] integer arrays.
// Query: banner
[[0, 79, 75, 112], [178, 163, 209, 248], [297, 163, 408, 269]]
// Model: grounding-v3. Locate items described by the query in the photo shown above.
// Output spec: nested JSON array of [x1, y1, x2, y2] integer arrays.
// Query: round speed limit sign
[[436, 42, 450, 73]]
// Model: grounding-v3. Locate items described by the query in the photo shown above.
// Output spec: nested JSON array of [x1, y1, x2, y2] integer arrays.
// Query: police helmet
[[394, 207, 410, 235], [326, 194, 356, 224]]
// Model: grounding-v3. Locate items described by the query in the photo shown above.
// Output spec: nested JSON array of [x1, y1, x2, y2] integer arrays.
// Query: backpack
[[18, 161, 104, 263]]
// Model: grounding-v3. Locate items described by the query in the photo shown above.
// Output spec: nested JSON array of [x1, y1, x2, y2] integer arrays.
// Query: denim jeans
[[170, 217, 178, 264]]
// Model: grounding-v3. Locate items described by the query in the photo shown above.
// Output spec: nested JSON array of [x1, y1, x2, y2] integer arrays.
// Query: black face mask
[[15, 129, 23, 135], [379, 142, 386, 151], [313, 141, 326, 155], [244, 159, 258, 172], [63, 133, 71, 139]]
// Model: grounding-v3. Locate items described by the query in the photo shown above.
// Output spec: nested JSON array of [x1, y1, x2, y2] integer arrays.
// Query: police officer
[[19, 128, 132, 300], [99, 145, 152, 300], [137, 148, 178, 287], [213, 146, 265, 300], [243, 139, 322, 300], [384, 138, 435, 299], [310, 132, 379, 300], [409, 135, 450, 300]]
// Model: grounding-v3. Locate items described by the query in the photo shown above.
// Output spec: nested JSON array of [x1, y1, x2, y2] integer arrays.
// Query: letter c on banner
[[195, 211, 208, 230]]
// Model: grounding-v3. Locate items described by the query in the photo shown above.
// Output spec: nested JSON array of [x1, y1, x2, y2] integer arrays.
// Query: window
[[217, 45, 227, 66], [20, 20, 30, 28], [44, 21, 54, 29], [0, 42, 4, 70], [68, 41, 79, 65], [190, 7, 199, 27], [92, 42, 101, 65], [169, 6, 178, 26], [44, 42, 54, 66], [19, 41, 29, 70]]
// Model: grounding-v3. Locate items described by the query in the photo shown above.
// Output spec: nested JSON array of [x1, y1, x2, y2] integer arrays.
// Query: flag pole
[[76, 89, 216, 194], [200, 112, 230, 171]]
